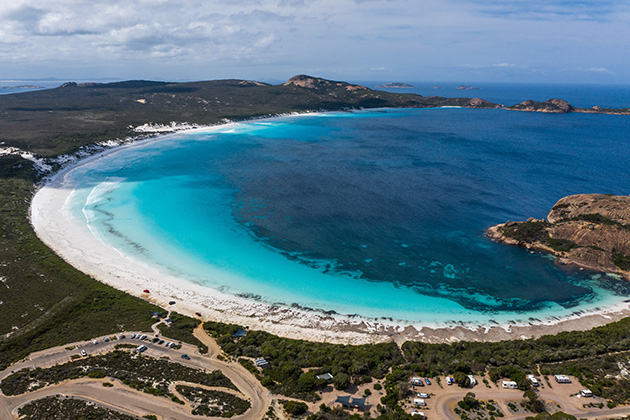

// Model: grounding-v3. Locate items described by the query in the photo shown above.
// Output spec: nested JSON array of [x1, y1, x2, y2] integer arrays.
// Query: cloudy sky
[[1, 0, 628, 84]]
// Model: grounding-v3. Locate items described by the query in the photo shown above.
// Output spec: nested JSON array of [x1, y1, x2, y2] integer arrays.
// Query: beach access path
[[0, 321, 269, 420]]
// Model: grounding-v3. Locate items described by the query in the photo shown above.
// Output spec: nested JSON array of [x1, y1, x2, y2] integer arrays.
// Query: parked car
[[80, 350, 87, 357], [103, 337, 110, 342], [119, 333, 125, 339], [181, 354, 190, 360], [130, 333, 136, 339], [424, 378, 431, 385], [92, 339, 98, 345]]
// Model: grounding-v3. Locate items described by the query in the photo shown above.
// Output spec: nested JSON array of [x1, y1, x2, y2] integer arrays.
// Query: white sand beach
[[29, 123, 630, 345]]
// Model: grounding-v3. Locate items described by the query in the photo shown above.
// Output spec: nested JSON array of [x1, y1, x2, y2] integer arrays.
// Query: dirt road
[[0, 326, 269, 420], [431, 379, 630, 420]]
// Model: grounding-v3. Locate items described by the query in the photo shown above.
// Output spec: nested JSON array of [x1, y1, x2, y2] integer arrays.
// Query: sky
[[1, 0, 629, 84]]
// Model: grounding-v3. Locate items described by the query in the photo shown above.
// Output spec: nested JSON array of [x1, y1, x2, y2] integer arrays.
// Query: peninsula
[[487, 194, 630, 280]]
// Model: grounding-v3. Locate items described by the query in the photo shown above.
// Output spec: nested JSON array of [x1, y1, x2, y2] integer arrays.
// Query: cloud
[[461, 0, 625, 22], [576, 67, 615, 75], [0, 0, 627, 83]]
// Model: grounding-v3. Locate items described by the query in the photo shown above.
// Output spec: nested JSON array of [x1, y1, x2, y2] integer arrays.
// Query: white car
[[80, 350, 87, 356], [130, 333, 136, 339], [92, 339, 98, 345]]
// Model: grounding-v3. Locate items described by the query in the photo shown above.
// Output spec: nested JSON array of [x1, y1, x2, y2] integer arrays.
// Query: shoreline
[[29, 113, 630, 345]]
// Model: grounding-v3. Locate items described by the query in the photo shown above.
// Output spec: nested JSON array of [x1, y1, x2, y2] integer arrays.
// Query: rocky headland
[[487, 194, 630, 279], [507, 98, 630, 115]]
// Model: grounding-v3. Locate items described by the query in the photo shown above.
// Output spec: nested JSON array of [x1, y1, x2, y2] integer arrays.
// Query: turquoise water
[[66, 107, 630, 325]]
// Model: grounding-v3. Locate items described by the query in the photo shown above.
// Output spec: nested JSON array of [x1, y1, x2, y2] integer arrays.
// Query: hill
[[0, 75, 500, 157]]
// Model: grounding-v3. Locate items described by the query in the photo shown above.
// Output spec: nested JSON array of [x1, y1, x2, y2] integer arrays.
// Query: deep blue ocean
[[65, 84, 630, 325]]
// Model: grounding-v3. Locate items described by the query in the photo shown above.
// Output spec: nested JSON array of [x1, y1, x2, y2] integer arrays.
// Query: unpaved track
[[0, 325, 269, 420], [433, 386, 630, 420]]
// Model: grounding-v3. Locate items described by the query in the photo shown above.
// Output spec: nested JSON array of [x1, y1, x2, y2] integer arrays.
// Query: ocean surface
[[63, 86, 630, 326]]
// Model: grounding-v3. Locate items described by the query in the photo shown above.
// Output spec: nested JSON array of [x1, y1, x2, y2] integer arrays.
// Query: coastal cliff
[[487, 194, 630, 279]]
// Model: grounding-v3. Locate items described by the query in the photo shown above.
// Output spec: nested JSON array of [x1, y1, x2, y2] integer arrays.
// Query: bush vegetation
[[0, 350, 235, 397], [613, 253, 630, 271], [157, 311, 208, 353], [205, 321, 401, 401], [281, 400, 309, 416], [524, 413, 576, 420], [205, 316, 630, 408], [540, 351, 630, 404], [176, 385, 251, 417], [499, 221, 578, 252], [18, 395, 138, 420], [0, 177, 164, 371]]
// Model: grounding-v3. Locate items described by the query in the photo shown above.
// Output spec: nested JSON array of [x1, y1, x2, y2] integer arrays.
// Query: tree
[[298, 371, 317, 392], [334, 372, 350, 390], [453, 372, 471, 388], [283, 400, 308, 416], [523, 390, 545, 413]]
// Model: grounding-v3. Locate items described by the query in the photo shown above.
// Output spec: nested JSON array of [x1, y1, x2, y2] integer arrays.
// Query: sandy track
[[0, 326, 269, 420]]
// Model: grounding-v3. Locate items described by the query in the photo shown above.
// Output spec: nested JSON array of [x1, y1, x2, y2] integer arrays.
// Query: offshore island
[[3, 75, 630, 419]]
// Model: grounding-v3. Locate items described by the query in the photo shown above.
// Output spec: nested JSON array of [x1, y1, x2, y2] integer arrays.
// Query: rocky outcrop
[[507, 98, 573, 113], [469, 98, 496, 108], [487, 194, 630, 279], [505, 99, 630, 115], [283, 75, 367, 91], [376, 83, 415, 88]]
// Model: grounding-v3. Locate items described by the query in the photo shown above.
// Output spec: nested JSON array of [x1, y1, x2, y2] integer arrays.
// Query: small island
[[456, 85, 479, 90], [488, 193, 630, 279], [375, 82, 415, 88]]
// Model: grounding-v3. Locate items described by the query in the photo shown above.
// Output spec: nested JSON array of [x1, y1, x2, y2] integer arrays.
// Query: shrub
[[282, 400, 308, 416]]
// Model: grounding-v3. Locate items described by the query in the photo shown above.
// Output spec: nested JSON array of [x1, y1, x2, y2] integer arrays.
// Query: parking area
[[401, 373, 621, 420]]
